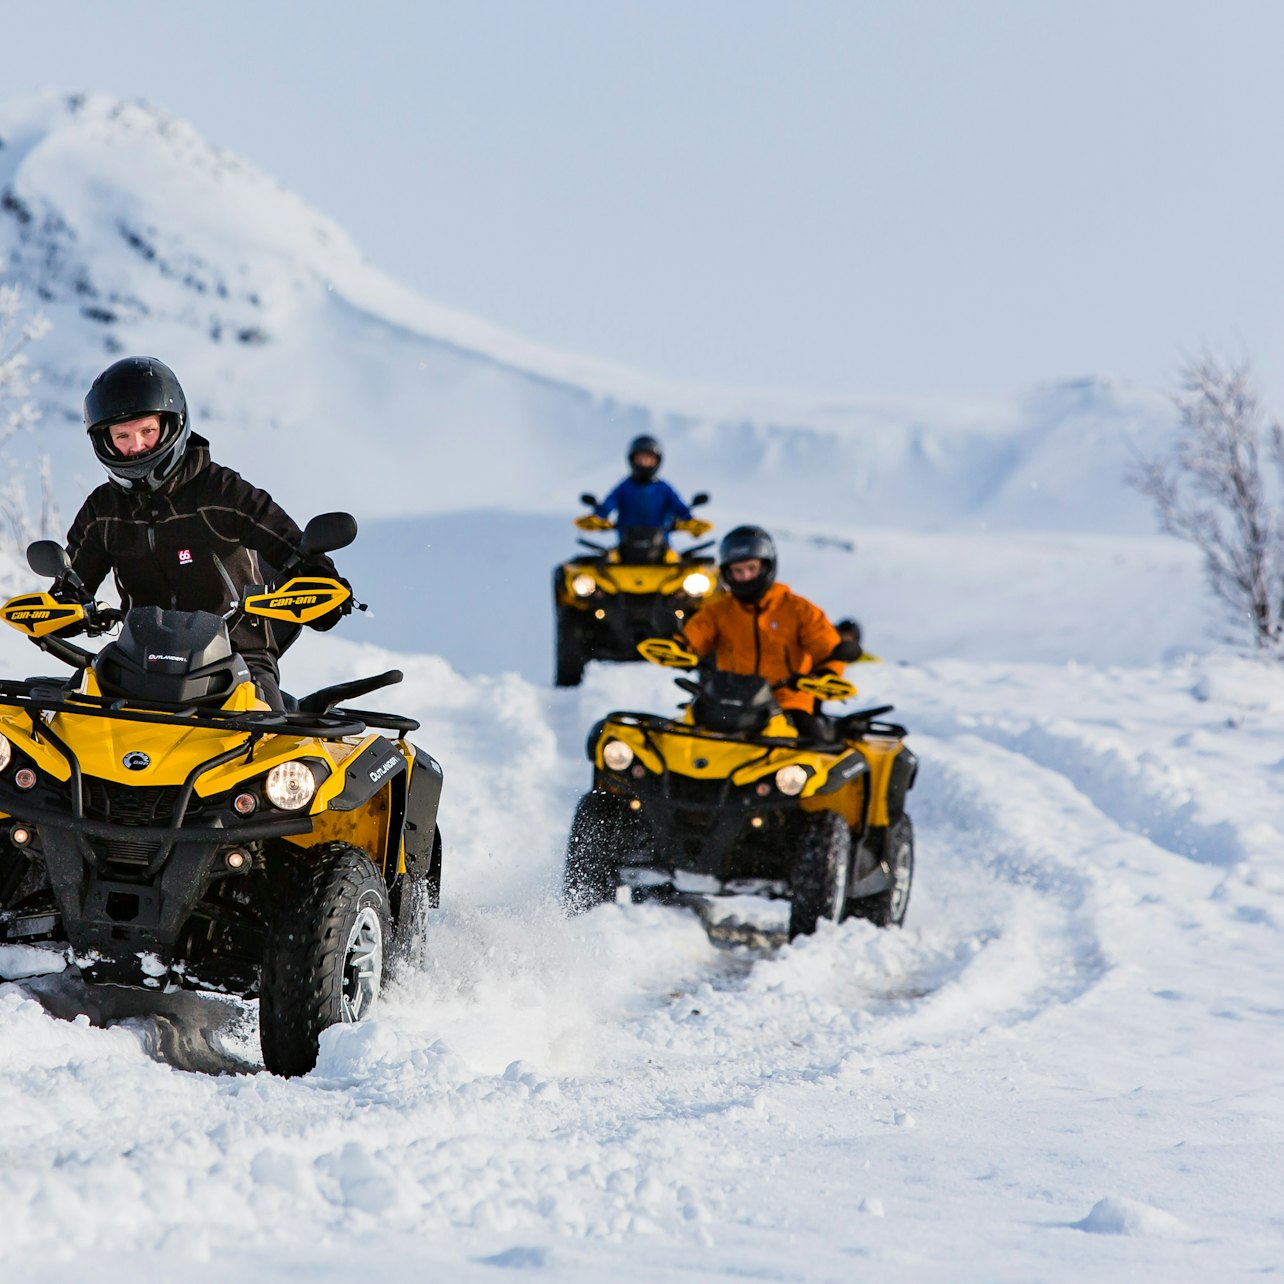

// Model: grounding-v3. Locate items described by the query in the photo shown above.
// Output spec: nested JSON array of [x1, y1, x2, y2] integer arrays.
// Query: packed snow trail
[[2, 637, 1282, 1282]]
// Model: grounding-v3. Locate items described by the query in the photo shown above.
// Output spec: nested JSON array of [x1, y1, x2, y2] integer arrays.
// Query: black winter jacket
[[66, 434, 338, 673]]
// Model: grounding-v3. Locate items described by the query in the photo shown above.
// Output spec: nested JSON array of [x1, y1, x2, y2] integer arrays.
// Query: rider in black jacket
[[65, 356, 348, 709]]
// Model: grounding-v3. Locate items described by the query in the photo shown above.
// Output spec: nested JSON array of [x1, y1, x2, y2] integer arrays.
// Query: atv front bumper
[[0, 773, 311, 962], [594, 767, 806, 883]]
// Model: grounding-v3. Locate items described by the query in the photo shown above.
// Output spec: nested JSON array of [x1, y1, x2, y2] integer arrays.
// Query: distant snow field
[[0, 90, 1281, 1283]]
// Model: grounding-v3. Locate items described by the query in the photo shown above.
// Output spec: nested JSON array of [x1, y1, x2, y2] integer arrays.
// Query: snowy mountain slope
[[0, 90, 1177, 533]]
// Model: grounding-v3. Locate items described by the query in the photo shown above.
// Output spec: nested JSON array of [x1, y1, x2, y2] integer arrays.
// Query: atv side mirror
[[825, 639, 865, 664], [27, 540, 72, 580], [299, 512, 358, 557], [579, 492, 599, 508], [690, 492, 710, 507]]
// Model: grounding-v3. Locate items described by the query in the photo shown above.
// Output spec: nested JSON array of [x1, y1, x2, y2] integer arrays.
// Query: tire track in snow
[[946, 717, 1251, 870], [863, 730, 1115, 1049]]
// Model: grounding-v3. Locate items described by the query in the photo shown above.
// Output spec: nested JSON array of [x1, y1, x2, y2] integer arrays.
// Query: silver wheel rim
[[341, 906, 383, 1022], [829, 843, 850, 920], [887, 840, 912, 920]]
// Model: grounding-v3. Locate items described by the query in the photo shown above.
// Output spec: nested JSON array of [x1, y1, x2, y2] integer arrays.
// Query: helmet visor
[[91, 412, 188, 488]]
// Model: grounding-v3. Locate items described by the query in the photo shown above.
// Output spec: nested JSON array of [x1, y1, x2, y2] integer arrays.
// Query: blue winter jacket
[[595, 478, 693, 529]]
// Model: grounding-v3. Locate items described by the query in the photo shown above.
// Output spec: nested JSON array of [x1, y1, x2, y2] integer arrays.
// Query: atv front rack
[[0, 680, 418, 737], [597, 709, 909, 759], [601, 710, 802, 749]]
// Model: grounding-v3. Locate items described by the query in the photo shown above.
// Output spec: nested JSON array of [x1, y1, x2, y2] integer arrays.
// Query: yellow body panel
[[0, 706, 75, 782], [599, 712, 904, 828], [286, 787, 392, 867], [801, 778, 866, 829], [599, 714, 861, 794], [0, 668, 395, 810], [290, 738, 418, 877], [855, 735, 906, 827]]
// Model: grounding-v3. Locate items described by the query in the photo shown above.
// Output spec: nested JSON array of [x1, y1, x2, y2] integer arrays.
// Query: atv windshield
[[94, 607, 251, 707], [692, 671, 778, 734], [616, 527, 670, 565]]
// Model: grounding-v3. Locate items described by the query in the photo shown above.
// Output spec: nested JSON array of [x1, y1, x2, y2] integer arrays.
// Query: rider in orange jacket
[[681, 526, 844, 718]]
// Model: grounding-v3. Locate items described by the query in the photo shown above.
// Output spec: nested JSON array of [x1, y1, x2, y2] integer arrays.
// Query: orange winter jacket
[[682, 582, 843, 713]]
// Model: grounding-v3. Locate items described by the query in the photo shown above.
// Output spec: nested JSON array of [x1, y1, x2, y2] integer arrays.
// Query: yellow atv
[[0, 514, 443, 1076], [562, 638, 916, 938], [552, 492, 718, 686]]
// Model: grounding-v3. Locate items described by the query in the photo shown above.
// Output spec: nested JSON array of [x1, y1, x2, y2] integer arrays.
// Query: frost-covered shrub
[[1130, 355, 1284, 651], [0, 258, 57, 560]]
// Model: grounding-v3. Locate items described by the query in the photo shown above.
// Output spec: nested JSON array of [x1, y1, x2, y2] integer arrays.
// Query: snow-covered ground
[[3, 627, 1282, 1282], [1, 90, 1281, 1282]]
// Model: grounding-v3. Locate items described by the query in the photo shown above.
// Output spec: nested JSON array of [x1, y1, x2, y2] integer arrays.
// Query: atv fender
[[328, 737, 406, 812], [402, 749, 444, 881]]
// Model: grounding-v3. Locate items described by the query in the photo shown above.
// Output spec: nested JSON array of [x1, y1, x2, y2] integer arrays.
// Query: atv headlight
[[265, 760, 317, 810], [602, 739, 635, 771], [0, 735, 10, 773], [682, 571, 712, 596], [774, 764, 809, 796], [571, 573, 598, 598]]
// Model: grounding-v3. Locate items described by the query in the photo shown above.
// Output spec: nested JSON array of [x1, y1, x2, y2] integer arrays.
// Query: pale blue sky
[[6, 0, 1284, 401]]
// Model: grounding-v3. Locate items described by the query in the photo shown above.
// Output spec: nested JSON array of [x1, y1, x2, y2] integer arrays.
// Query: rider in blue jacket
[[593, 435, 696, 529]]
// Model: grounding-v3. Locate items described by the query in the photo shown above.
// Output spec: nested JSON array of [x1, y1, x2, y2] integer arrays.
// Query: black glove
[[50, 574, 84, 605], [309, 575, 354, 632], [85, 602, 124, 636]]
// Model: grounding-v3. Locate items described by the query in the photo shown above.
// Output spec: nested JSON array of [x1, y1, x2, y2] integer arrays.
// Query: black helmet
[[628, 433, 662, 484], [718, 524, 777, 602], [84, 356, 191, 491]]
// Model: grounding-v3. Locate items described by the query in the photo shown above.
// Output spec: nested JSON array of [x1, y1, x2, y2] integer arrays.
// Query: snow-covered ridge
[[0, 90, 1175, 529]]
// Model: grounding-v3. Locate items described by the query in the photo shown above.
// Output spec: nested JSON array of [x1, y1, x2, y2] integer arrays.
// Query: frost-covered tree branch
[[1129, 355, 1284, 650], [0, 258, 58, 570]]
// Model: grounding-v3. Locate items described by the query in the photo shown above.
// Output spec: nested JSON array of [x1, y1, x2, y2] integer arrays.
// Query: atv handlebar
[[36, 634, 96, 669], [14, 514, 362, 668]]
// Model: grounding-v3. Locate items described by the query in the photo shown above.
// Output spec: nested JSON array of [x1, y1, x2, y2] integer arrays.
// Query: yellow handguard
[[575, 514, 614, 531], [637, 637, 700, 669], [673, 517, 713, 537], [241, 576, 351, 625], [0, 592, 88, 638], [796, 672, 858, 701]]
